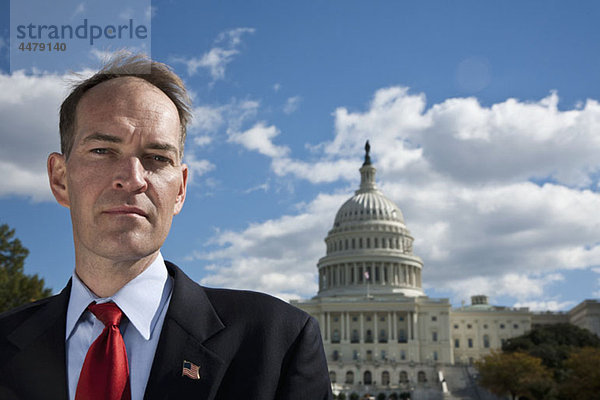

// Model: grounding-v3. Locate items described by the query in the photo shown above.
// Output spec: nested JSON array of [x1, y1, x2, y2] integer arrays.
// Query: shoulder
[[0, 295, 58, 336], [203, 287, 313, 332]]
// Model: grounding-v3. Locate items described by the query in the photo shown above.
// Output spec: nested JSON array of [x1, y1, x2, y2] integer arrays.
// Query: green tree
[[0, 224, 52, 313], [559, 347, 600, 400], [503, 323, 600, 370], [476, 351, 555, 400]]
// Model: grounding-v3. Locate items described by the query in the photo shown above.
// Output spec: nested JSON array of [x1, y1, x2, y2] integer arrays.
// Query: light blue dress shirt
[[65, 253, 173, 400]]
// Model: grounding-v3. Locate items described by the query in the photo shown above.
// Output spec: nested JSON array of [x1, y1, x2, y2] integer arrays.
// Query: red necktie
[[75, 302, 131, 400]]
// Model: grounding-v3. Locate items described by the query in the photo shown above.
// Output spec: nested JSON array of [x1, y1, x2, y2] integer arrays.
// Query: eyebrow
[[81, 132, 180, 156]]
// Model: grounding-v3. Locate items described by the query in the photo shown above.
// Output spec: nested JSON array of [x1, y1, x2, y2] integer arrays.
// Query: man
[[0, 54, 332, 400]]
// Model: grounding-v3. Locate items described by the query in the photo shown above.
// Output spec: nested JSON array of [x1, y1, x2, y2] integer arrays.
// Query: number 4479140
[[18, 42, 66, 52]]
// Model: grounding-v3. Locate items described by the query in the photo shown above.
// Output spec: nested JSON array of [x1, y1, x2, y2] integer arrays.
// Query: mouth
[[103, 206, 149, 218]]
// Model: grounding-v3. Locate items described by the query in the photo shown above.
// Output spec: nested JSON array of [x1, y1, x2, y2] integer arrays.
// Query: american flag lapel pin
[[182, 360, 201, 380]]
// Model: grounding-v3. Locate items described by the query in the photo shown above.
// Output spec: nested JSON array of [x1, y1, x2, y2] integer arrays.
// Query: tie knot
[[88, 302, 123, 327]]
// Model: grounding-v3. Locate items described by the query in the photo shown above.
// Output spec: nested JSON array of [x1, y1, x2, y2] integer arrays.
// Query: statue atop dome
[[363, 140, 372, 166]]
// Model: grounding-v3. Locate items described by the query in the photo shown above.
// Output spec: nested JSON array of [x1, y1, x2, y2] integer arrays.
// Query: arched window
[[345, 371, 354, 384], [363, 370, 372, 385], [399, 371, 408, 383], [417, 371, 427, 383], [483, 334, 490, 348], [381, 371, 390, 385], [329, 371, 336, 384]]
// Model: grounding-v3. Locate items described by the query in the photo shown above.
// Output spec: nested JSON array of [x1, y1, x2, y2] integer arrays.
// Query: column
[[345, 264, 350, 285], [387, 312, 394, 343], [346, 312, 351, 341], [413, 311, 419, 342], [374, 312, 378, 343], [327, 312, 331, 341], [392, 311, 397, 341], [320, 313, 326, 340], [409, 311, 414, 340], [360, 312, 364, 343], [341, 312, 345, 341]]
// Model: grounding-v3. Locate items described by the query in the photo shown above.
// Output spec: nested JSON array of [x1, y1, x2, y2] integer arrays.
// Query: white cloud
[[184, 151, 215, 183], [283, 96, 302, 114], [146, 6, 157, 20], [0, 71, 70, 201], [273, 83, 281, 92], [191, 193, 346, 300], [195, 86, 600, 304], [173, 28, 255, 80], [514, 300, 576, 312], [229, 122, 290, 158]]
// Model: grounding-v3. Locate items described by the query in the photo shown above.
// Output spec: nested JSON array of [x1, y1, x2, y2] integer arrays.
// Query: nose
[[112, 157, 148, 193]]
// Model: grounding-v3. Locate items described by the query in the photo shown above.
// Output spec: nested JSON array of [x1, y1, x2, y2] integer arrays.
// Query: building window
[[366, 330, 373, 343], [467, 324, 472, 329], [433, 351, 438, 361], [364, 371, 372, 385], [513, 324, 519, 329], [453, 324, 459, 329], [381, 350, 386, 360], [398, 329, 406, 343], [454, 338, 460, 348], [352, 316, 357, 322], [483, 335, 490, 348], [332, 350, 339, 361], [432, 316, 437, 322], [332, 329, 340, 343], [380, 316, 386, 322], [334, 317, 339, 322], [345, 371, 354, 384], [374, 238, 379, 248], [352, 238, 355, 249], [381, 371, 390, 385], [468, 338, 473, 348], [432, 332, 438, 342], [351, 329, 359, 343], [483, 324, 488, 329], [359, 238, 363, 248], [366, 238, 371, 248], [399, 371, 408, 383], [400, 350, 406, 360], [366, 316, 371, 322], [417, 371, 427, 383], [379, 329, 387, 343], [353, 350, 359, 360], [399, 316, 404, 321], [329, 371, 336, 384], [500, 324, 505, 329]]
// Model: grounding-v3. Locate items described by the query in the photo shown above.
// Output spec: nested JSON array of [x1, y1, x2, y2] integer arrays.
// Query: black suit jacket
[[0, 262, 333, 400]]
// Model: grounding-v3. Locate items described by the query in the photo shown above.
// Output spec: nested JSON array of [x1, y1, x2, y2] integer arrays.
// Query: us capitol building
[[292, 143, 600, 398]]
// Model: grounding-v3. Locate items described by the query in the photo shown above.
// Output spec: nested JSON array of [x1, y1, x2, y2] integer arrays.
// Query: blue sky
[[1, 0, 600, 311]]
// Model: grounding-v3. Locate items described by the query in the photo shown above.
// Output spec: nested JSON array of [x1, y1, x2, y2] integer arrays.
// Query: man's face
[[48, 77, 187, 264]]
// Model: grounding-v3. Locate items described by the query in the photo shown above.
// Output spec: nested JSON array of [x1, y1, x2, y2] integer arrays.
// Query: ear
[[47, 152, 70, 208], [173, 163, 188, 215]]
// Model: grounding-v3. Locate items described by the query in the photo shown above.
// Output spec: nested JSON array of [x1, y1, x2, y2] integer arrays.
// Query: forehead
[[75, 77, 180, 139]]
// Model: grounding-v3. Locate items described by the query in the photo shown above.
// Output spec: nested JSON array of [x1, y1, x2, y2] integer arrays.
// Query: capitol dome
[[317, 142, 424, 297]]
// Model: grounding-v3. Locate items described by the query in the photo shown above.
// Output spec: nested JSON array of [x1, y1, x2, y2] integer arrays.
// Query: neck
[[75, 251, 159, 298]]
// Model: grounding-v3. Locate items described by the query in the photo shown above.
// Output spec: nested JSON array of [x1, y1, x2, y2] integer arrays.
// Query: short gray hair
[[59, 52, 192, 159]]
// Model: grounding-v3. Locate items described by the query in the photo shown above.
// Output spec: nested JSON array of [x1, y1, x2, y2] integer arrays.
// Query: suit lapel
[[6, 283, 70, 399], [144, 263, 227, 400]]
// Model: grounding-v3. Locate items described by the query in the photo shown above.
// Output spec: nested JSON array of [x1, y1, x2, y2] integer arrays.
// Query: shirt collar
[[66, 252, 169, 341]]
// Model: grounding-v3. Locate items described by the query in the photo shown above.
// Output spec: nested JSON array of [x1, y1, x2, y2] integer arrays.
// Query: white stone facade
[[292, 146, 600, 396]]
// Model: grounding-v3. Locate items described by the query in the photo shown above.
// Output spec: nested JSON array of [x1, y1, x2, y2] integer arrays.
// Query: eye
[[90, 148, 109, 155], [150, 154, 173, 164]]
